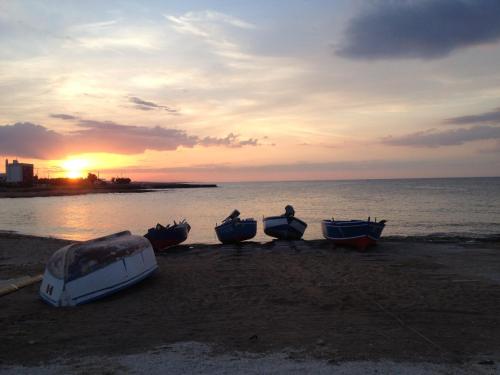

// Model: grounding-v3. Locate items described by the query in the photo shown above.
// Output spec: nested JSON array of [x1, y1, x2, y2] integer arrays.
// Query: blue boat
[[263, 205, 307, 240], [144, 220, 191, 252], [321, 218, 386, 250], [215, 210, 257, 244]]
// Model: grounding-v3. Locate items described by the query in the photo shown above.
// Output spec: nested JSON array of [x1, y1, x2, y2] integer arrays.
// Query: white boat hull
[[263, 216, 307, 240], [40, 232, 158, 307]]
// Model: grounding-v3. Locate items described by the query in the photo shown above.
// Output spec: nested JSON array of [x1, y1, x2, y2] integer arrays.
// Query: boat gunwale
[[263, 215, 308, 227], [322, 220, 385, 227], [214, 219, 257, 230]]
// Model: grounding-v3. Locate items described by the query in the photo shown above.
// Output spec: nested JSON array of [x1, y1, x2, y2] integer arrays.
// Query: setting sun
[[62, 159, 89, 179]]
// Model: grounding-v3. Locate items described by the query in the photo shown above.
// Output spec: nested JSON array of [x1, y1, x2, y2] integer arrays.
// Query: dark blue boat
[[215, 210, 257, 244], [321, 218, 386, 250], [144, 220, 191, 252]]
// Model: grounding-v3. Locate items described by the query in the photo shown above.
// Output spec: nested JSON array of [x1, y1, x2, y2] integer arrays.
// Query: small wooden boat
[[321, 218, 386, 250], [39, 231, 158, 307], [263, 205, 307, 240], [144, 220, 190, 252], [215, 210, 257, 244]]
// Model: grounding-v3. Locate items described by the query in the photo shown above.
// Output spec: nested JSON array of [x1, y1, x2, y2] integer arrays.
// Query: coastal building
[[5, 159, 34, 185], [0, 173, 5, 182]]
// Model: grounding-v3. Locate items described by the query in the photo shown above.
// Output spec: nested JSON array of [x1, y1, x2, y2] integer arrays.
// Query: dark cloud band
[[50, 113, 80, 120], [383, 105, 500, 148], [444, 107, 500, 125], [382, 125, 500, 147], [129, 96, 177, 113], [337, 0, 500, 60]]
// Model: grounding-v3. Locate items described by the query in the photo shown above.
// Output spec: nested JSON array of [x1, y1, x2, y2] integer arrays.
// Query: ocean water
[[0, 178, 499, 243]]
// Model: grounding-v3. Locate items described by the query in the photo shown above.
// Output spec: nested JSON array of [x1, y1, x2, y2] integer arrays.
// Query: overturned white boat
[[263, 205, 307, 240], [40, 231, 158, 307]]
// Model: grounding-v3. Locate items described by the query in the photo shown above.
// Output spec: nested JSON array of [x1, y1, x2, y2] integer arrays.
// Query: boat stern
[[39, 270, 68, 307]]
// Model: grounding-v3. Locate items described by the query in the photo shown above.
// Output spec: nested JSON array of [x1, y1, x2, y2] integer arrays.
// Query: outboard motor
[[284, 205, 295, 217], [223, 209, 241, 223]]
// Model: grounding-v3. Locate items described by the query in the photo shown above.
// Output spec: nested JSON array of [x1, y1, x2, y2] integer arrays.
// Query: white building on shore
[[5, 159, 34, 184]]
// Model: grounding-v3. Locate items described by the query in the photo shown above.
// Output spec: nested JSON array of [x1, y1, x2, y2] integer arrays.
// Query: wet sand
[[1, 233, 500, 372]]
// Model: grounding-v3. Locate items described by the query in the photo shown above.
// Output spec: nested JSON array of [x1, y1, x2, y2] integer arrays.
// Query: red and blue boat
[[144, 220, 191, 252], [215, 210, 257, 244], [321, 218, 386, 250]]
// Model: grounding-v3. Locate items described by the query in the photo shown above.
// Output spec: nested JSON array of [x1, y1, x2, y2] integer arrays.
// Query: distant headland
[[0, 175, 217, 198], [0, 158, 216, 198]]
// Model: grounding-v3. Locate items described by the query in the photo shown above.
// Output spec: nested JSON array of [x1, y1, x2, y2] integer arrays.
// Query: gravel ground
[[2, 341, 499, 375]]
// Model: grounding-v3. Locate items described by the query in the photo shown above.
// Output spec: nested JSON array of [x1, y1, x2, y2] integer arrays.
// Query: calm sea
[[1, 178, 499, 243]]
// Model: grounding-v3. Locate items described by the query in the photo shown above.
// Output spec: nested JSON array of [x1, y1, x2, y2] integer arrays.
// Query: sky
[[1, 0, 500, 182]]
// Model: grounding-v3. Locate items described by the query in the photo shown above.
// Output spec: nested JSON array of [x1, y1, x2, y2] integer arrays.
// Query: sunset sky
[[1, 0, 500, 181]]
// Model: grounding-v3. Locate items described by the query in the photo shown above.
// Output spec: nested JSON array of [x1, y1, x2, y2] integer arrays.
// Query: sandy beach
[[1, 233, 500, 373]]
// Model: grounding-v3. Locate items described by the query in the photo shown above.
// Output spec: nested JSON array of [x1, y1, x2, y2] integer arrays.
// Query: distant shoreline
[[0, 182, 217, 198]]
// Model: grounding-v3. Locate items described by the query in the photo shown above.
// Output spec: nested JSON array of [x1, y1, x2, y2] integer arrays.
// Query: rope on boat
[[0, 274, 43, 297]]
